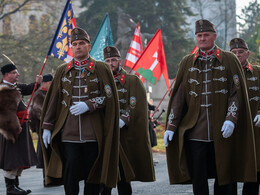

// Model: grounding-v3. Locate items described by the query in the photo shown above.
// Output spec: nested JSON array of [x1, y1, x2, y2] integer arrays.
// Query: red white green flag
[[131, 29, 170, 92]]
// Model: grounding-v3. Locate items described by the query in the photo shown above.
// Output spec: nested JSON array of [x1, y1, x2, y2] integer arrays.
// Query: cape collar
[[242, 61, 252, 72], [74, 58, 89, 67], [66, 57, 95, 73], [114, 69, 126, 85], [193, 45, 221, 62], [200, 46, 215, 57]]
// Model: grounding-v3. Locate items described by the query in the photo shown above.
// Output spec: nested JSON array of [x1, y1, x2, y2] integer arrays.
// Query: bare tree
[[0, 0, 32, 20], [187, 0, 236, 49]]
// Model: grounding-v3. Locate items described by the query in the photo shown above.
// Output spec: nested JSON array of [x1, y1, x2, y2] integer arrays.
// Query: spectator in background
[[102, 46, 155, 195], [230, 38, 260, 195], [29, 73, 53, 186]]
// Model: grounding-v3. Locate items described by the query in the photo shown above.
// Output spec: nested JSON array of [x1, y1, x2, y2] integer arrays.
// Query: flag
[[123, 23, 143, 69], [47, 0, 76, 62], [90, 13, 114, 61], [131, 29, 170, 92]]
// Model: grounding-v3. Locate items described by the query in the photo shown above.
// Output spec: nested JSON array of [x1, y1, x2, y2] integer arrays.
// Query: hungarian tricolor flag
[[123, 23, 143, 69], [47, 0, 76, 62], [131, 29, 170, 92]]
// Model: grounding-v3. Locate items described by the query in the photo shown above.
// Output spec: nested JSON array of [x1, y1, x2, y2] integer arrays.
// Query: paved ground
[[0, 152, 243, 195]]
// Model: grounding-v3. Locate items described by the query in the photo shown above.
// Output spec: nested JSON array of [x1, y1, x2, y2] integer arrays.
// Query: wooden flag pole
[[20, 55, 49, 125]]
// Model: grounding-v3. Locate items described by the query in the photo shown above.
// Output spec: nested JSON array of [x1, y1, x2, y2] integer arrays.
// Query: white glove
[[221, 120, 235, 138], [119, 119, 125, 128], [42, 129, 51, 148], [254, 115, 260, 127], [70, 102, 89, 116], [164, 130, 174, 147]]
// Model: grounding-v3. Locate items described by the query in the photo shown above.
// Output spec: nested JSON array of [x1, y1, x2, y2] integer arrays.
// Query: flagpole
[[20, 55, 49, 125], [151, 78, 175, 118]]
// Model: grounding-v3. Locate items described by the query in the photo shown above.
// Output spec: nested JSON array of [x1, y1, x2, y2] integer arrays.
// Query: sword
[[2, 53, 15, 64]]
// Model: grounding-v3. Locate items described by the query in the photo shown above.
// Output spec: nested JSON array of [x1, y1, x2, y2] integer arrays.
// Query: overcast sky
[[236, 0, 255, 15]]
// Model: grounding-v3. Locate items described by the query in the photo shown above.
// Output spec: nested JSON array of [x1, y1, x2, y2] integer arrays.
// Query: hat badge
[[199, 20, 203, 25]]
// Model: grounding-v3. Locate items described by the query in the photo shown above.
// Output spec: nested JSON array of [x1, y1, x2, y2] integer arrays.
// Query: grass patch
[[152, 124, 166, 153]]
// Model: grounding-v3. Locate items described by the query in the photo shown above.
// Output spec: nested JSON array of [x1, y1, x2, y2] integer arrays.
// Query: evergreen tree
[[238, 0, 260, 63], [78, 0, 195, 78]]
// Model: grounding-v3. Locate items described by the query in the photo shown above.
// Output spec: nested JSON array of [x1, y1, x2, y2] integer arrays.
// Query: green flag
[[90, 13, 114, 61]]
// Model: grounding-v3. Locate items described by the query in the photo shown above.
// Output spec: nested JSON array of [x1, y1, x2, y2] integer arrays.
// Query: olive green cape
[[40, 57, 120, 188], [166, 47, 257, 185], [118, 70, 155, 182]]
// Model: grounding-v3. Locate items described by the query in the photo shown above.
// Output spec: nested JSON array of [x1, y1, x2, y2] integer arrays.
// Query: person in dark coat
[[164, 19, 257, 195], [0, 63, 42, 195], [29, 73, 53, 185], [101, 46, 155, 195], [40, 27, 120, 195], [230, 38, 260, 195]]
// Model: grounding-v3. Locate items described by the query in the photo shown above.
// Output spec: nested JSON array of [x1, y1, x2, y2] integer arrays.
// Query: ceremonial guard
[[164, 19, 256, 195], [40, 27, 120, 195], [102, 46, 155, 195], [230, 38, 260, 195], [29, 73, 53, 185]]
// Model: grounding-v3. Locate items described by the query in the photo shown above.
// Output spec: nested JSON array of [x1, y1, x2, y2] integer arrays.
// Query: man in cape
[[40, 27, 119, 195], [164, 19, 257, 194], [230, 38, 260, 195], [101, 46, 155, 195]]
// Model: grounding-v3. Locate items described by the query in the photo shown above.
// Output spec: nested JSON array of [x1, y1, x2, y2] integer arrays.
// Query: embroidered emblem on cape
[[104, 85, 112, 97], [90, 97, 106, 109], [168, 109, 174, 124], [233, 75, 240, 86], [130, 96, 136, 108], [227, 102, 237, 118]]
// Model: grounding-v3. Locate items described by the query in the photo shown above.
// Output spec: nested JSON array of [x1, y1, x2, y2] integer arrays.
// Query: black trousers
[[242, 171, 260, 195], [101, 159, 132, 195], [63, 142, 99, 195], [186, 140, 237, 195]]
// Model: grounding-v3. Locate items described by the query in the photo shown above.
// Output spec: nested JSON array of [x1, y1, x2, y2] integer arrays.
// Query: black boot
[[15, 177, 31, 194], [5, 177, 27, 195]]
